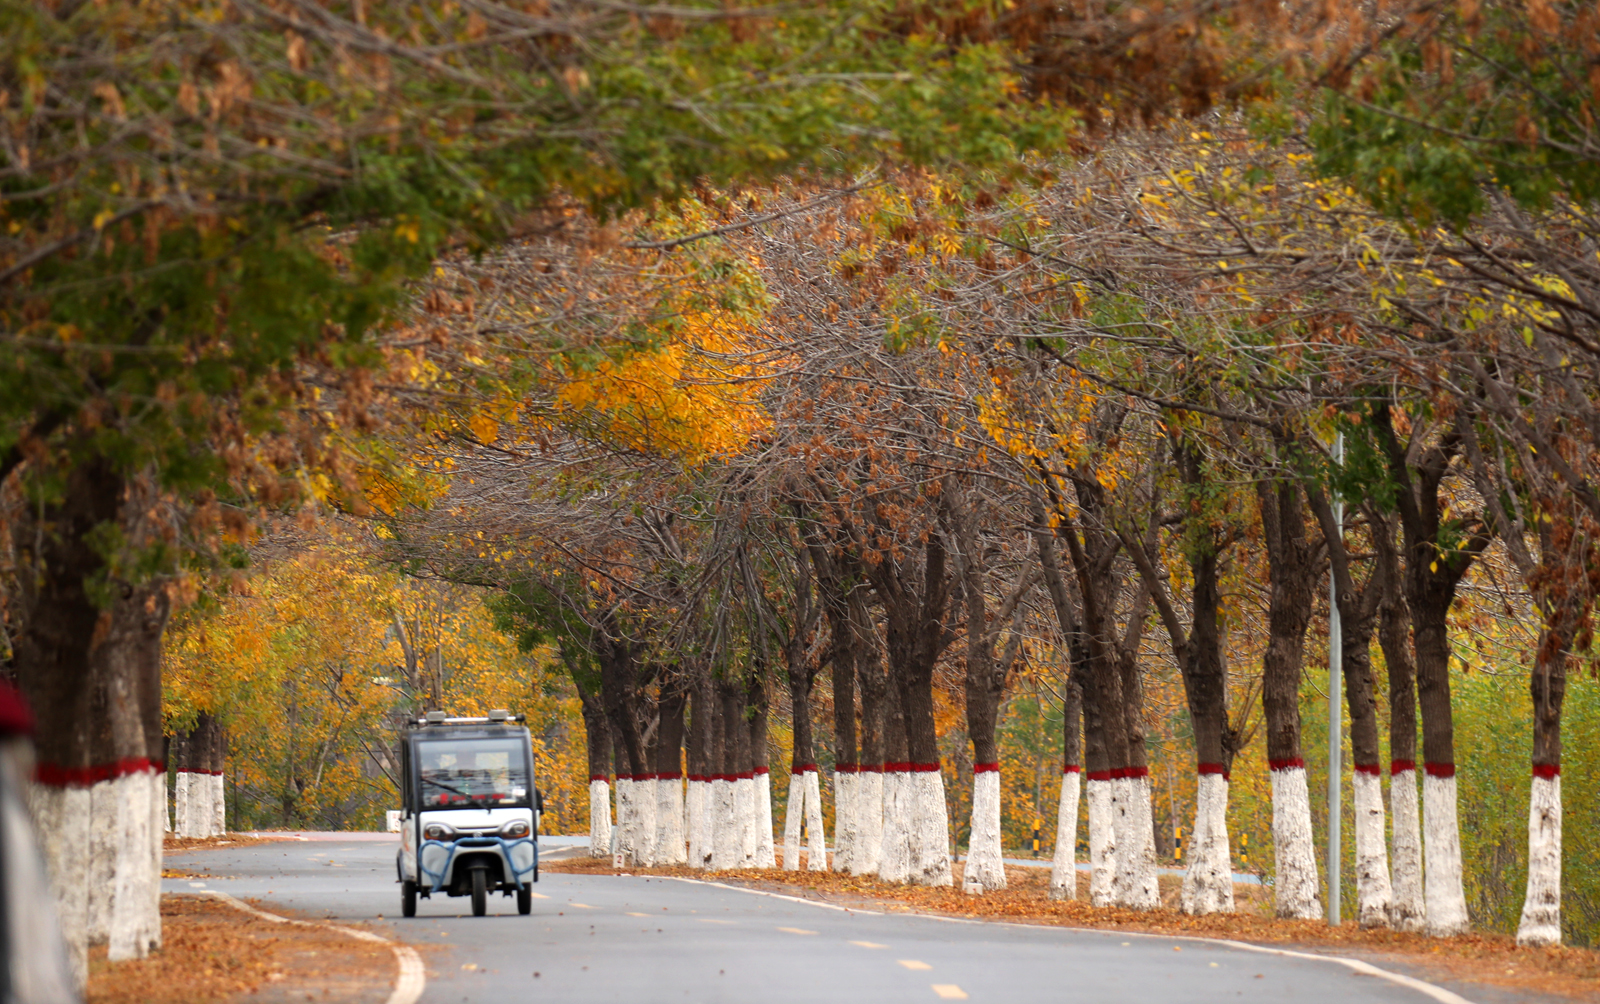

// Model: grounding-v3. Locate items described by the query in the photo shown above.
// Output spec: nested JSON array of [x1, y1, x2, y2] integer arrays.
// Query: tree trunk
[[854, 597, 887, 876], [1517, 508, 1593, 946], [686, 669, 716, 869], [746, 668, 776, 868], [1257, 480, 1324, 921], [872, 532, 954, 887], [12, 458, 169, 986], [576, 684, 613, 858], [1373, 513, 1424, 931], [1310, 489, 1392, 927], [1049, 675, 1084, 900], [652, 678, 688, 865]]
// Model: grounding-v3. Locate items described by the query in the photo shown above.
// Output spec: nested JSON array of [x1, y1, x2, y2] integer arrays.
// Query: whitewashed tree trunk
[[1516, 770, 1561, 946], [831, 769, 856, 873], [1113, 773, 1159, 909], [853, 768, 884, 876], [654, 774, 686, 865], [588, 778, 612, 857], [963, 767, 1005, 892], [687, 777, 713, 869], [29, 784, 90, 991], [614, 777, 637, 864], [1180, 770, 1235, 915], [753, 769, 776, 867], [1352, 767, 1393, 927], [1048, 767, 1080, 900], [633, 775, 658, 866], [736, 773, 758, 868], [3, 750, 77, 1003], [782, 770, 805, 870], [1422, 769, 1469, 935], [162, 775, 172, 833], [908, 768, 952, 886], [1269, 764, 1322, 920], [171, 772, 188, 837], [41, 767, 163, 981], [878, 769, 912, 883], [711, 776, 739, 870], [803, 769, 827, 872], [1086, 775, 1116, 907], [1389, 765, 1426, 931], [210, 773, 226, 836]]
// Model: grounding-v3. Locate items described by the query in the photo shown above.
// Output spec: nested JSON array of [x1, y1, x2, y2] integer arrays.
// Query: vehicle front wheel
[[516, 884, 532, 915], [470, 868, 488, 917], [401, 880, 417, 918]]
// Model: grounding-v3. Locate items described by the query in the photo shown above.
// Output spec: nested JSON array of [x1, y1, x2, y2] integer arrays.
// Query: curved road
[[164, 834, 1478, 1004]]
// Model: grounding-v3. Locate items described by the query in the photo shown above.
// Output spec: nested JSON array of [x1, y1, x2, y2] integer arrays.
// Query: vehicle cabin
[[395, 710, 540, 917]]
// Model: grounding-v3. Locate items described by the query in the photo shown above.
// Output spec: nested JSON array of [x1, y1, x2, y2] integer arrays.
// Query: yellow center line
[[777, 927, 817, 935], [898, 960, 932, 971], [567, 903, 594, 909], [931, 985, 968, 1000], [850, 941, 887, 949], [696, 918, 737, 925], [529, 893, 549, 899]]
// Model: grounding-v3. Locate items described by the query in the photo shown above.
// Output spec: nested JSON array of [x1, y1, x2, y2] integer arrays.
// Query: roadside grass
[[543, 854, 1600, 1000]]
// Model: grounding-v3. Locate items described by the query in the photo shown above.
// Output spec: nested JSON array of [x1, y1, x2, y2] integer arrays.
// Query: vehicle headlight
[[500, 819, 530, 839], [423, 822, 456, 841]]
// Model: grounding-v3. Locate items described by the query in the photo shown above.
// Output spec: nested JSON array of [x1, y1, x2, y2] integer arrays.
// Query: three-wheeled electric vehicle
[[396, 710, 540, 917]]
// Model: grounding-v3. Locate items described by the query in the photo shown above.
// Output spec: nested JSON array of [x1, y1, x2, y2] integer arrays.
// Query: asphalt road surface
[[163, 834, 1475, 1004]]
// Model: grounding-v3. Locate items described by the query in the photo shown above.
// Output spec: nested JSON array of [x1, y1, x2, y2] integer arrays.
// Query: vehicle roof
[[405, 724, 532, 743]]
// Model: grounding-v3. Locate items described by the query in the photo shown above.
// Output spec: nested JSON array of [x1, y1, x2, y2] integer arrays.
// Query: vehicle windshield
[[417, 738, 529, 809]]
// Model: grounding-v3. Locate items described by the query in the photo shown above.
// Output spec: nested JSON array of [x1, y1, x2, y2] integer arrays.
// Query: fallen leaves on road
[[87, 894, 394, 1004], [544, 855, 1599, 1000]]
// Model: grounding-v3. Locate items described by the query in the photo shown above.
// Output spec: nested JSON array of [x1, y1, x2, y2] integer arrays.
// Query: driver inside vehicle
[[419, 740, 524, 807]]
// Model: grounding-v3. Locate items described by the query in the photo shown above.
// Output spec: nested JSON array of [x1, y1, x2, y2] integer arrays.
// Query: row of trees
[[3, 0, 1597, 982]]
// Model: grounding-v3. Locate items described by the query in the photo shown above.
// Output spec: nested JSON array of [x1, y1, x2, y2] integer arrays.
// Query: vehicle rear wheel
[[516, 884, 532, 915], [402, 880, 417, 918], [470, 868, 488, 917]]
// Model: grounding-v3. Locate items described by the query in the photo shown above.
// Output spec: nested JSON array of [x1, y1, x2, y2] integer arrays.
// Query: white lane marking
[[778, 927, 818, 935], [930, 985, 968, 999], [197, 890, 426, 1004], [187, 882, 207, 888], [658, 877, 1478, 1004], [898, 960, 932, 970], [851, 941, 887, 949]]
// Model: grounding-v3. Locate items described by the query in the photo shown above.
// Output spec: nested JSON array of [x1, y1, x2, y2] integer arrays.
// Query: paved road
[[164, 835, 1466, 1004]]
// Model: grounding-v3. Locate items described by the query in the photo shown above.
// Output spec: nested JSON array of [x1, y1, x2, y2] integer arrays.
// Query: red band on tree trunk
[[1353, 763, 1381, 776], [36, 756, 164, 788], [910, 762, 941, 773], [588, 774, 610, 782], [1390, 759, 1416, 775], [657, 771, 683, 780], [973, 762, 1000, 773], [884, 762, 910, 773], [791, 763, 817, 775], [1062, 764, 1081, 774], [1532, 763, 1560, 780], [1086, 769, 1113, 781], [1196, 763, 1231, 780], [1268, 758, 1305, 772], [1123, 766, 1150, 779], [834, 762, 858, 773], [857, 763, 883, 773], [688, 774, 708, 783], [753, 766, 769, 776], [1423, 762, 1456, 778], [737, 770, 754, 780]]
